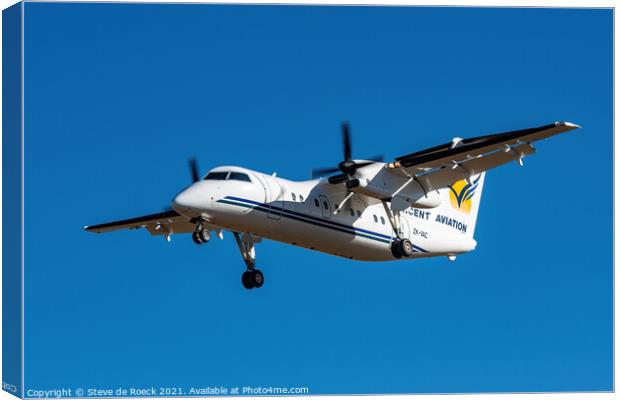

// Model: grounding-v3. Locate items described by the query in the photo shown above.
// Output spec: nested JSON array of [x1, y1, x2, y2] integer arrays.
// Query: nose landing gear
[[192, 220, 211, 244], [233, 232, 264, 290], [241, 269, 264, 289]]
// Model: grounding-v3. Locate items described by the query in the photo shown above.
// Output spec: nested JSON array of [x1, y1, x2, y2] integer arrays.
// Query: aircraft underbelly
[[219, 205, 396, 261]]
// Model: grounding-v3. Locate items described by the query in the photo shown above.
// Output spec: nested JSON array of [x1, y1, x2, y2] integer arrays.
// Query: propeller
[[311, 122, 384, 179], [189, 157, 200, 183]]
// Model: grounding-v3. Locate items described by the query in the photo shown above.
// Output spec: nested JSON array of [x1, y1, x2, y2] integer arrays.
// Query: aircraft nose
[[172, 185, 203, 216]]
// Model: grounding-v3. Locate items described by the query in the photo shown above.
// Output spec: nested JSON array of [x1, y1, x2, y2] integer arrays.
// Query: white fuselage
[[172, 166, 477, 261]]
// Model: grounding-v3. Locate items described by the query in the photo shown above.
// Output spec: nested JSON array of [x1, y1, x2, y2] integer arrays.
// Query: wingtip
[[556, 121, 581, 129]]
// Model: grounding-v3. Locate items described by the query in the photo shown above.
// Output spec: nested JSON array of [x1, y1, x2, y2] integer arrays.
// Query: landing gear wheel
[[251, 269, 264, 288], [199, 229, 211, 243], [391, 241, 403, 259], [241, 269, 264, 289], [241, 271, 254, 290], [400, 239, 414, 257], [391, 239, 414, 259], [192, 231, 202, 245]]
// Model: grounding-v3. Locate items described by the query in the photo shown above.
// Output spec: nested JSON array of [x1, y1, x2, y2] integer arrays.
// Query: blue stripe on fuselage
[[226, 196, 392, 239], [217, 195, 429, 253], [225, 195, 391, 240], [218, 199, 390, 244]]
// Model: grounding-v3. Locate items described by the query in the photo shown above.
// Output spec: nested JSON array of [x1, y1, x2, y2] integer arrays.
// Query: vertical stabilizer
[[438, 172, 486, 239]]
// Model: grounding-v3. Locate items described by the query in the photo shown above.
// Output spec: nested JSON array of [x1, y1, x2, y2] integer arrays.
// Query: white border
[[20, 1, 24, 397], [0, 1, 615, 400]]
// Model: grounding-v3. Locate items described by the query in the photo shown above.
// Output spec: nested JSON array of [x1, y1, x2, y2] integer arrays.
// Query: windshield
[[204, 172, 229, 180], [203, 171, 251, 182]]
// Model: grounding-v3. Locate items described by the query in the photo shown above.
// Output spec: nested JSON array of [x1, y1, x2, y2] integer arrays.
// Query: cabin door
[[265, 176, 283, 220]]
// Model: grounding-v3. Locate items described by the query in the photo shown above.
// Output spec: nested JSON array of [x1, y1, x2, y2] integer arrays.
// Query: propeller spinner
[[311, 122, 383, 181]]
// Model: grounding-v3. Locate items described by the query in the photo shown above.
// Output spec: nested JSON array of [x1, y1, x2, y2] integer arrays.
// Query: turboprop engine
[[310, 122, 442, 211], [345, 163, 442, 211]]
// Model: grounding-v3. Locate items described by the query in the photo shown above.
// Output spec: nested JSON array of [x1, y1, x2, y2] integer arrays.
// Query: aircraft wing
[[84, 209, 195, 236], [387, 121, 580, 191]]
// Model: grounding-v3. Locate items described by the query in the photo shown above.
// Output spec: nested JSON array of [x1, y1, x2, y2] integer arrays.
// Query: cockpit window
[[204, 171, 251, 182], [228, 172, 251, 182], [204, 172, 229, 180]]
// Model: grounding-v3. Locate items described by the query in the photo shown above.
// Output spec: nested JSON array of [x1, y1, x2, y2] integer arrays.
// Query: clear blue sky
[[23, 3, 612, 394]]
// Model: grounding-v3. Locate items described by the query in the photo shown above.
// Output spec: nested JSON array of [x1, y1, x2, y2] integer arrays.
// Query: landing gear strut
[[382, 201, 414, 259], [233, 232, 264, 289]]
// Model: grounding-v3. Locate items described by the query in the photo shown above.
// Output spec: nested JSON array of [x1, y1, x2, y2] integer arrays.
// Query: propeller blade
[[342, 122, 352, 161], [312, 166, 341, 178], [189, 157, 200, 183]]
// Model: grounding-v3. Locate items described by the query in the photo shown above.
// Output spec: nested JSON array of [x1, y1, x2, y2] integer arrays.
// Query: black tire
[[390, 240, 403, 259], [192, 231, 203, 245], [400, 239, 414, 257], [241, 271, 254, 289], [251, 270, 264, 288]]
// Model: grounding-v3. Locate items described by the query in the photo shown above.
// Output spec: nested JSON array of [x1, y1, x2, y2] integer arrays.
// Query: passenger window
[[292, 193, 297, 201], [204, 172, 229, 180], [299, 195, 304, 202], [228, 172, 251, 182], [356, 210, 362, 217], [323, 201, 329, 210], [350, 209, 355, 217], [373, 215, 378, 223], [380, 216, 386, 225], [314, 198, 320, 207]]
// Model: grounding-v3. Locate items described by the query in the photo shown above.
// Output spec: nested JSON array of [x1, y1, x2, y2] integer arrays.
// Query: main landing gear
[[233, 232, 264, 289], [382, 201, 414, 260], [391, 238, 414, 259]]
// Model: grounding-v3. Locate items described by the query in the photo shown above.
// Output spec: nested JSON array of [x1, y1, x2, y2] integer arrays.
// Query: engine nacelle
[[348, 166, 442, 211]]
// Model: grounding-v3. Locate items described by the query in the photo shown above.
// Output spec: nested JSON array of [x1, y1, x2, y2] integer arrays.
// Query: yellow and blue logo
[[448, 175, 481, 214]]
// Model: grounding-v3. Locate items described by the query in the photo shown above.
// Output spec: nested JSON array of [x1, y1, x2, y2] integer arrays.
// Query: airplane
[[85, 121, 579, 289]]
